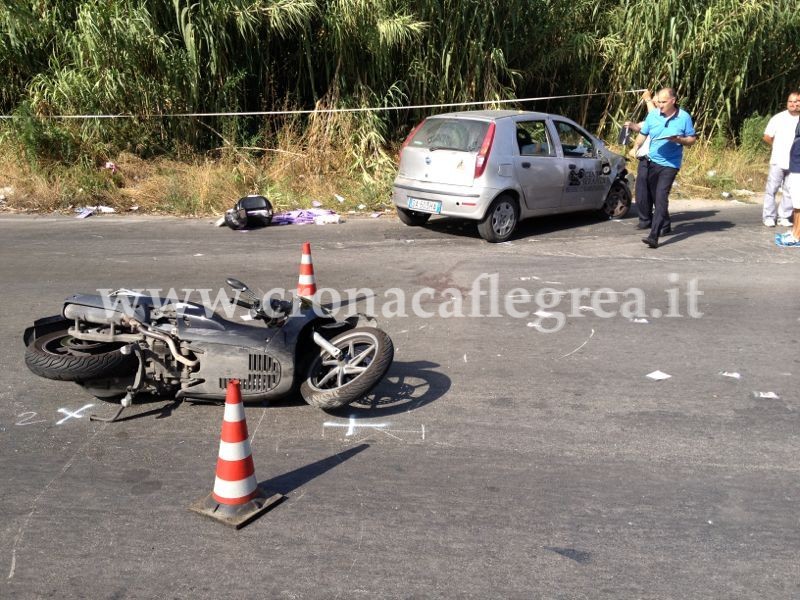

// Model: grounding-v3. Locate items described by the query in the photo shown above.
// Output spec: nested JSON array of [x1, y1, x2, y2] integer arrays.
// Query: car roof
[[427, 109, 556, 121]]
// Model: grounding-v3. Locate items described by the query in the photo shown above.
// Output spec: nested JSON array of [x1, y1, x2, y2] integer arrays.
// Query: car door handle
[[568, 164, 576, 169], [521, 162, 531, 168]]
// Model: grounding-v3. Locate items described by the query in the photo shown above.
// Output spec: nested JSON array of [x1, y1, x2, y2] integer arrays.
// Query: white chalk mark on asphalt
[[55, 404, 94, 425], [8, 425, 106, 579], [323, 418, 425, 441], [15, 412, 47, 427], [324, 416, 387, 437], [248, 409, 268, 447], [558, 329, 595, 359]]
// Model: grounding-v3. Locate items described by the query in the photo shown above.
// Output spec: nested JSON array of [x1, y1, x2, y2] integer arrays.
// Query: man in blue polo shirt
[[632, 87, 697, 248]]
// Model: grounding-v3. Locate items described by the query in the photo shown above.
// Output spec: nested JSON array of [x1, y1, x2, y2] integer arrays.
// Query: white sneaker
[[763, 217, 776, 227], [777, 217, 793, 227]]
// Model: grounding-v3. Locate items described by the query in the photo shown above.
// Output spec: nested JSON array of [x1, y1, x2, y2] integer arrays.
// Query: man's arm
[[763, 134, 774, 146], [642, 89, 656, 112], [632, 133, 647, 155], [673, 135, 697, 147], [624, 91, 657, 130]]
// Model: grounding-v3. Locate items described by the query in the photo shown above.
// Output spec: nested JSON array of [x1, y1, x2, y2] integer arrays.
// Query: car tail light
[[474, 122, 496, 179], [399, 119, 425, 156]]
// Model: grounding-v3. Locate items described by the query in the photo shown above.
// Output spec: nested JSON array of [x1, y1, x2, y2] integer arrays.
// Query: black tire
[[477, 194, 519, 242], [396, 207, 431, 226], [300, 327, 394, 410], [601, 180, 632, 218], [25, 328, 137, 382]]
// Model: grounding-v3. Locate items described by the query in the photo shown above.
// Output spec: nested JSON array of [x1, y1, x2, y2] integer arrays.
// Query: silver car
[[392, 110, 631, 242]]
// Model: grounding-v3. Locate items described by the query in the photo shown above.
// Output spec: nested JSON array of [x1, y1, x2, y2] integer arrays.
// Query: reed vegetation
[[0, 0, 797, 213]]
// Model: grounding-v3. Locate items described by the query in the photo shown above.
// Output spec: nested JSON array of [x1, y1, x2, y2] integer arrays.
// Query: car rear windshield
[[409, 118, 490, 152]]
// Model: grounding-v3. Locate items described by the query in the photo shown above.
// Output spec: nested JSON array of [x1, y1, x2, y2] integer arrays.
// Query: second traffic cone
[[190, 380, 283, 528], [296, 241, 317, 298]]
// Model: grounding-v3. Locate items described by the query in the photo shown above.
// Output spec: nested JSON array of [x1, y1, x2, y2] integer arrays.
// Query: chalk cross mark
[[323, 416, 387, 437], [56, 404, 94, 425]]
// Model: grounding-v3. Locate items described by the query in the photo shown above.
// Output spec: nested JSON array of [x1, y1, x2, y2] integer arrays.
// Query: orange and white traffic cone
[[296, 241, 317, 298], [190, 380, 283, 528]]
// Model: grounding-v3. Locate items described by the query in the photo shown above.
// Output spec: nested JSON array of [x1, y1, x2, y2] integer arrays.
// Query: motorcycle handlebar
[[231, 297, 252, 309]]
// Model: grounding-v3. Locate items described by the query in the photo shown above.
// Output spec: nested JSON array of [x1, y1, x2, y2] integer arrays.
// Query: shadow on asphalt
[[260, 443, 370, 495], [88, 396, 183, 422], [389, 207, 727, 244], [328, 360, 451, 417], [653, 212, 733, 247]]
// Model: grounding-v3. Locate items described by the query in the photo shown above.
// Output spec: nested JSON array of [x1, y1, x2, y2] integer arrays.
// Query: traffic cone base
[[190, 379, 284, 528], [190, 484, 284, 529]]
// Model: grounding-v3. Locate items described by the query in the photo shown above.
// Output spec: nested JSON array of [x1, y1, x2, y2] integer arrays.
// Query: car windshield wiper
[[428, 145, 464, 152]]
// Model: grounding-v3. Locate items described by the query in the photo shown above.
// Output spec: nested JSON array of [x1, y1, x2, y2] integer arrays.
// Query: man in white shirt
[[762, 91, 800, 227]]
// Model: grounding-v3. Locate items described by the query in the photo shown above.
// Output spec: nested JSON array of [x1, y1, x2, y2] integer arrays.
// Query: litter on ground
[[646, 370, 672, 381], [272, 209, 341, 225], [75, 205, 116, 218], [720, 371, 741, 380]]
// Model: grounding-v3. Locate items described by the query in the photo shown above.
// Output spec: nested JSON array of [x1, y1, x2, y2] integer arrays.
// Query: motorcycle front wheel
[[25, 328, 137, 382], [300, 327, 394, 409]]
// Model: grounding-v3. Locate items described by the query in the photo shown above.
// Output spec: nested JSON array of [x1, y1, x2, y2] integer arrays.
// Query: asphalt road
[[1, 201, 798, 599]]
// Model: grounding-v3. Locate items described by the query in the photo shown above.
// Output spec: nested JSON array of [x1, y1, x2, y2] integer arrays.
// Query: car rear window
[[409, 118, 490, 152]]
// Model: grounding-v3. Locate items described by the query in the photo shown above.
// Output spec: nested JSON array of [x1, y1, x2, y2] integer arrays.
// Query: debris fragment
[[75, 205, 116, 218], [630, 317, 649, 324], [271, 208, 341, 226], [720, 371, 741, 380], [646, 370, 671, 381], [753, 391, 780, 400]]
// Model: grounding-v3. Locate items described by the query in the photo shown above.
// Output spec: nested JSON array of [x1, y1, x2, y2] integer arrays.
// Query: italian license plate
[[408, 198, 441, 214]]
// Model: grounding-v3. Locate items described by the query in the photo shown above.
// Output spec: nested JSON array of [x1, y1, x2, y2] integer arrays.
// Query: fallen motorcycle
[[23, 277, 394, 421]]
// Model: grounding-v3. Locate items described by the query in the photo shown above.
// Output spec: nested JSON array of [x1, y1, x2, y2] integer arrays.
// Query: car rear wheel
[[601, 180, 632, 218], [477, 195, 518, 243], [396, 207, 432, 226]]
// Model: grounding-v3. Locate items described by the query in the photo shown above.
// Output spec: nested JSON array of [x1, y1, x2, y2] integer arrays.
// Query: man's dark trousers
[[646, 163, 679, 241], [637, 158, 671, 229]]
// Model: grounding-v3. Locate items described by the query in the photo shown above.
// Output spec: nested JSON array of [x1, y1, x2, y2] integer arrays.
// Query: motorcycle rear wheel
[[300, 327, 394, 409], [25, 328, 137, 382]]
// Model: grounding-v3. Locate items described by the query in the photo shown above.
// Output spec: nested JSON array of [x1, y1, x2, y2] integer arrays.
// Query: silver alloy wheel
[[308, 332, 379, 391], [490, 201, 516, 237]]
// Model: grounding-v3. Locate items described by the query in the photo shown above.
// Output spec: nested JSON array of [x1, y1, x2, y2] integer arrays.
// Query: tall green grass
[[1, 0, 798, 172]]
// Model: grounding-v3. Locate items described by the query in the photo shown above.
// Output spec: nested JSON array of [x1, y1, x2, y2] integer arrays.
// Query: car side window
[[516, 121, 554, 157], [555, 122, 595, 158]]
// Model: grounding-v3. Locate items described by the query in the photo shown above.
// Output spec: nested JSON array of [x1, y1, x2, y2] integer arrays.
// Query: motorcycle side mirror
[[226, 277, 248, 292], [226, 277, 258, 301]]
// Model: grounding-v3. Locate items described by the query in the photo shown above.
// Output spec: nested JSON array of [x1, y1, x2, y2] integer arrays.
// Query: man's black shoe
[[642, 236, 658, 249], [660, 226, 672, 235], [636, 222, 651, 229]]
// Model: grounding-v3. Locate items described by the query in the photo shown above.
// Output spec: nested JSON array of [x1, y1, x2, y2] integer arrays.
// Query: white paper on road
[[646, 370, 672, 381], [720, 371, 741, 380]]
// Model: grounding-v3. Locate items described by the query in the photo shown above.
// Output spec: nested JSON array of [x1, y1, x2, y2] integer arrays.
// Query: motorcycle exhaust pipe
[[64, 304, 121, 325]]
